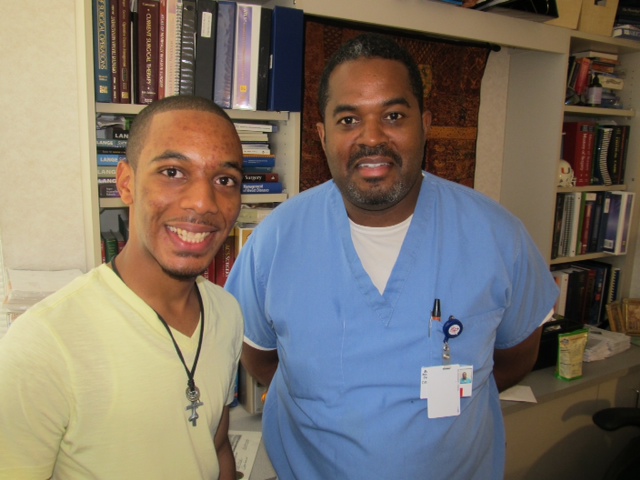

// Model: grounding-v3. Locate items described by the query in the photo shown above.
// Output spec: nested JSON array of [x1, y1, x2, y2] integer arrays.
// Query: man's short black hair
[[318, 33, 425, 119], [126, 95, 234, 170]]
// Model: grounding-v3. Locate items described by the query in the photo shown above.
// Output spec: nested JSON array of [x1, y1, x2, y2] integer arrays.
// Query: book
[[137, 0, 161, 104], [178, 0, 197, 95], [236, 206, 274, 224], [552, 269, 570, 317], [607, 125, 630, 185], [613, 24, 640, 39], [109, 0, 120, 102], [242, 182, 283, 194], [93, 0, 112, 102], [213, 1, 237, 108], [162, 0, 184, 98], [243, 155, 275, 168], [557, 192, 575, 258], [234, 224, 256, 255], [98, 153, 127, 166], [580, 192, 597, 255], [96, 138, 128, 149], [579, 260, 612, 326], [573, 50, 619, 62], [118, 0, 132, 103], [567, 192, 583, 257], [598, 74, 624, 90], [214, 234, 235, 287], [242, 145, 271, 155], [232, 3, 261, 110], [551, 193, 565, 259], [562, 121, 596, 186], [242, 172, 279, 183], [573, 57, 592, 96], [101, 231, 119, 262], [268, 6, 304, 112], [589, 192, 605, 253], [234, 122, 276, 132], [194, 0, 218, 100], [256, 7, 272, 111], [99, 183, 121, 198], [97, 166, 118, 177], [238, 132, 269, 142], [602, 191, 635, 255], [592, 125, 614, 186]]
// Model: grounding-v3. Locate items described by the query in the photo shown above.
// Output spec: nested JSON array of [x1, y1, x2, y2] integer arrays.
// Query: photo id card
[[420, 365, 460, 418]]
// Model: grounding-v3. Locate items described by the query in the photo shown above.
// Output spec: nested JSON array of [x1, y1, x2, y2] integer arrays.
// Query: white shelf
[[95, 102, 292, 121], [564, 105, 636, 117]]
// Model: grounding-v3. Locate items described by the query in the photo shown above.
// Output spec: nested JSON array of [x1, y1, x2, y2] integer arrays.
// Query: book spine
[[563, 122, 595, 187], [242, 157, 275, 168], [242, 173, 279, 182], [194, 0, 218, 100], [137, 0, 160, 104], [158, 0, 167, 99], [179, 0, 197, 95], [96, 138, 128, 149], [602, 192, 623, 253], [214, 235, 235, 287], [97, 153, 127, 166], [256, 8, 272, 111], [232, 4, 261, 110], [97, 166, 118, 176], [241, 182, 283, 194], [268, 6, 304, 112], [93, 0, 112, 102], [118, 0, 131, 103], [99, 184, 121, 198], [214, 1, 236, 108], [109, 0, 120, 102]]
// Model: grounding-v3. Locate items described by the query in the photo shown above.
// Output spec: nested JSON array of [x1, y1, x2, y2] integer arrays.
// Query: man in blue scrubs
[[226, 33, 558, 480]]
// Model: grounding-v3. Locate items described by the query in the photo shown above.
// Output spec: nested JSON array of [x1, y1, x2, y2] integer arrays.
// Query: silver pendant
[[185, 386, 203, 426]]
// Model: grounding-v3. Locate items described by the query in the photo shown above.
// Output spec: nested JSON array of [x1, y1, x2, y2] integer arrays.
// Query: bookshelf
[[76, 0, 640, 297]]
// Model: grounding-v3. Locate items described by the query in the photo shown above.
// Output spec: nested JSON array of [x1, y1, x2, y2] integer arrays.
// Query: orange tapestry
[[301, 17, 492, 192]]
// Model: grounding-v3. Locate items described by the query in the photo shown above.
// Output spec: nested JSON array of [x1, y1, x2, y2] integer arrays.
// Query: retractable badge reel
[[442, 316, 463, 365]]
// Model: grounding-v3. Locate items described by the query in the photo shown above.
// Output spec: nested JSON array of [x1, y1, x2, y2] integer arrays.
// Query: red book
[[563, 121, 596, 187], [137, 0, 160, 104], [214, 235, 235, 287], [573, 57, 592, 96]]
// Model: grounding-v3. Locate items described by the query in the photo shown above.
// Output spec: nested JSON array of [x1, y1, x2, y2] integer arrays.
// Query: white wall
[[0, 0, 89, 272]]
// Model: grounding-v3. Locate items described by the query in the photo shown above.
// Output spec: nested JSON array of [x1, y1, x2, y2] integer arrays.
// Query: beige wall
[[0, 0, 89, 272]]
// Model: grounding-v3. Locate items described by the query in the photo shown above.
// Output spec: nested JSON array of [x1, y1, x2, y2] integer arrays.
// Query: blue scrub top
[[226, 173, 558, 480]]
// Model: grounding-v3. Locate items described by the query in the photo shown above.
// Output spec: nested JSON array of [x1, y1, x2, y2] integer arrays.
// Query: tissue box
[[577, 0, 619, 36], [546, 0, 582, 29]]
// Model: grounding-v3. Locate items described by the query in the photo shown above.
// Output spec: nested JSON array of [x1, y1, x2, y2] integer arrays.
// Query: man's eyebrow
[[151, 151, 243, 174], [330, 97, 412, 117]]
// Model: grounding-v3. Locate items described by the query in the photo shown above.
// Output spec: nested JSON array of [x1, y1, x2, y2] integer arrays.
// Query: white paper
[[499, 385, 537, 403], [229, 430, 262, 479]]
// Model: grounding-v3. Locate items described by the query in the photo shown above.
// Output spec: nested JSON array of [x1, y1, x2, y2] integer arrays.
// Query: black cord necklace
[[110, 256, 205, 427]]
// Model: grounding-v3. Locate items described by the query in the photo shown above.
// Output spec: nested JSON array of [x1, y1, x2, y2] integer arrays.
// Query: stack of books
[[614, 2, 640, 40], [566, 51, 624, 108], [235, 121, 283, 194], [96, 113, 131, 198], [91, 0, 304, 112]]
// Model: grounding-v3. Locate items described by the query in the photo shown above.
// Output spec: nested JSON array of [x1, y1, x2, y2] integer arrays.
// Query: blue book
[[97, 153, 127, 166], [93, 0, 112, 102], [214, 1, 237, 109], [268, 6, 304, 112], [243, 155, 275, 168], [242, 182, 283, 194]]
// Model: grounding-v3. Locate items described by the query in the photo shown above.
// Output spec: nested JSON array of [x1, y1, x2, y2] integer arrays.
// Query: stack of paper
[[583, 325, 631, 362], [3, 269, 83, 314]]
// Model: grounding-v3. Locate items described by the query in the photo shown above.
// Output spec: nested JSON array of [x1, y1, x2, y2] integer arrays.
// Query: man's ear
[[316, 122, 327, 152], [116, 161, 134, 206]]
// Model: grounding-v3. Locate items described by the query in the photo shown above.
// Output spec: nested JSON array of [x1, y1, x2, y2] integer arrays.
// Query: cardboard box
[[545, 0, 582, 29], [577, 0, 619, 36]]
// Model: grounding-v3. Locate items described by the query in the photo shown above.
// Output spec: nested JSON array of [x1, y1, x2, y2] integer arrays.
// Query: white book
[[567, 192, 583, 257], [231, 3, 261, 110], [552, 269, 570, 317]]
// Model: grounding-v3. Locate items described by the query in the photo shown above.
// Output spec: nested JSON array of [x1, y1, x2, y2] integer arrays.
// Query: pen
[[429, 299, 441, 338]]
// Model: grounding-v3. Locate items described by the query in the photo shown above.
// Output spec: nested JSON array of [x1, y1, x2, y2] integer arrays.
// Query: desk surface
[[501, 343, 640, 413], [230, 344, 640, 478]]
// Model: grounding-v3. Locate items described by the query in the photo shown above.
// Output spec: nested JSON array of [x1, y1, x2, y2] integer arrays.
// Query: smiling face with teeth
[[117, 108, 243, 281], [317, 57, 431, 228]]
